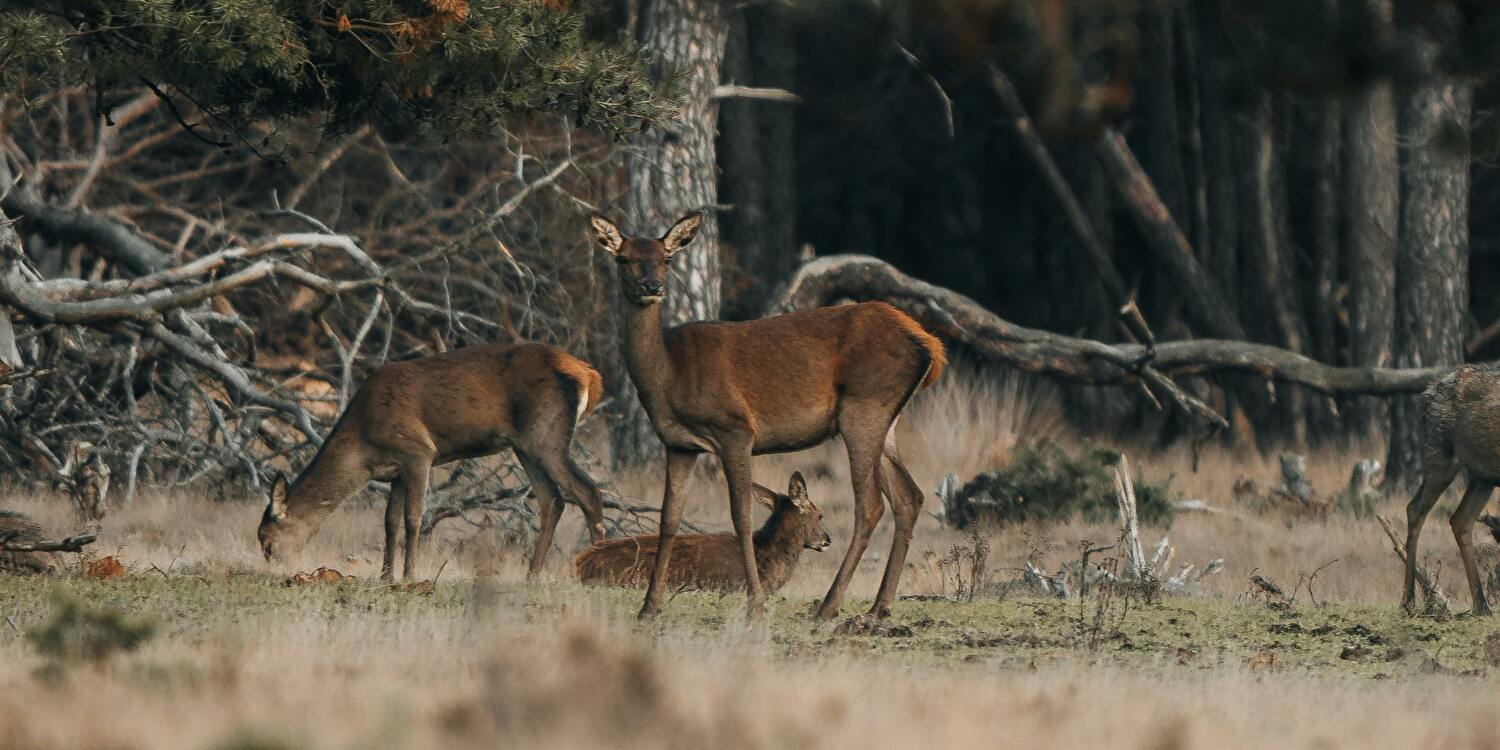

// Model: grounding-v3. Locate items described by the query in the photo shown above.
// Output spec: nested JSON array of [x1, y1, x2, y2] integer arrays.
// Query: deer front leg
[[639, 449, 697, 620], [1403, 462, 1457, 613], [1452, 477, 1495, 615], [717, 435, 766, 620], [381, 478, 404, 581], [399, 458, 433, 581]]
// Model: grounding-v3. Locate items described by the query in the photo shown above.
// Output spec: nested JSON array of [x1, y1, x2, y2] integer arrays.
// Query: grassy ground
[[3, 574, 1500, 749], [7, 367, 1500, 748]]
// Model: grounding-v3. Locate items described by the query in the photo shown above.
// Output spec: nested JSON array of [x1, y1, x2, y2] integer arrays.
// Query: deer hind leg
[[640, 448, 697, 620], [381, 478, 404, 581], [515, 450, 566, 580], [398, 457, 433, 580], [1452, 476, 1495, 615], [1403, 459, 1459, 613], [871, 433, 923, 619], [817, 407, 887, 621]]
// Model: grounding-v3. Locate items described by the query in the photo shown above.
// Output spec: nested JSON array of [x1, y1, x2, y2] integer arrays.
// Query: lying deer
[[257, 343, 606, 580], [575, 471, 831, 592], [588, 211, 946, 620], [1403, 363, 1500, 615]]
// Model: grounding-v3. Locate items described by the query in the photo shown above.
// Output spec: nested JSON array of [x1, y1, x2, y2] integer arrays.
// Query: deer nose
[[641, 280, 663, 296]]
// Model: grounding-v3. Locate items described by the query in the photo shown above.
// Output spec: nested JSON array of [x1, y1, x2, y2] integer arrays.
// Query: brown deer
[[575, 471, 831, 592], [1402, 363, 1500, 615], [257, 343, 607, 580], [588, 211, 946, 621]]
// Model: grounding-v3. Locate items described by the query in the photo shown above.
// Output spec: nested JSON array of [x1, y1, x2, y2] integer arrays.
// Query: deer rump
[[576, 532, 800, 594]]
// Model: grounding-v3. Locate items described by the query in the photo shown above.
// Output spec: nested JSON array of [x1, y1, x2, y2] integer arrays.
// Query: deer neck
[[282, 438, 359, 531], [620, 301, 675, 404]]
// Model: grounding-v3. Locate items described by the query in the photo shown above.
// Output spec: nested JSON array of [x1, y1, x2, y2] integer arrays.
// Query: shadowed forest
[[3, 1, 1500, 748]]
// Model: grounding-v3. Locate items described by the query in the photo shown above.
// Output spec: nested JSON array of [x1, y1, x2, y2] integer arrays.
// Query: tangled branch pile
[[0, 86, 634, 536]]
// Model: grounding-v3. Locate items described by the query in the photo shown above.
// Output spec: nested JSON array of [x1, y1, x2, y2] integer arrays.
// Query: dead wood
[[775, 254, 1444, 429]]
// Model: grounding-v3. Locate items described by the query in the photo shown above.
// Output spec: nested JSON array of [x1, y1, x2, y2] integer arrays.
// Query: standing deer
[[575, 471, 832, 593], [1402, 363, 1500, 615], [588, 211, 946, 621], [256, 343, 607, 580]]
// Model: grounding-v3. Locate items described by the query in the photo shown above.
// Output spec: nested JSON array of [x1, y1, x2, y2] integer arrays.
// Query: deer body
[[1403, 363, 1500, 615], [590, 212, 945, 621], [575, 472, 831, 593], [257, 343, 606, 580]]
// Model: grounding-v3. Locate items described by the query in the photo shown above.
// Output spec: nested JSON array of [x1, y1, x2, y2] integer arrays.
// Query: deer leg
[[817, 419, 885, 620], [640, 449, 697, 620], [717, 435, 766, 620], [1452, 477, 1495, 615], [381, 478, 404, 581], [563, 457, 607, 544], [399, 457, 433, 580], [870, 449, 923, 619], [516, 451, 565, 581], [1404, 460, 1459, 613]]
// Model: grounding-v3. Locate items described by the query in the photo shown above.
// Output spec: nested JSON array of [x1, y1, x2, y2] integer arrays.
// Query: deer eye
[[615, 256, 629, 265]]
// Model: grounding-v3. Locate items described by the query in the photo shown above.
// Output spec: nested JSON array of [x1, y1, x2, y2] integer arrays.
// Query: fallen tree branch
[[775, 255, 1444, 399], [0, 530, 98, 553], [0, 157, 168, 276]]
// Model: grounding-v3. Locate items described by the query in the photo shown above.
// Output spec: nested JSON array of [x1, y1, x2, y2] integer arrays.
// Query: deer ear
[[661, 211, 703, 256], [588, 212, 624, 255], [787, 471, 814, 512], [751, 483, 779, 509], [267, 472, 289, 521]]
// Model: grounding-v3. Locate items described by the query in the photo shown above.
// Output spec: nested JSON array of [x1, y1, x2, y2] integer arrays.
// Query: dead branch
[[775, 255, 1445, 417], [0, 530, 98, 553], [1376, 514, 1450, 611]]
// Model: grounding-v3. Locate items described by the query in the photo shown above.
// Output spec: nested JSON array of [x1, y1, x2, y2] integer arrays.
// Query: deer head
[[257, 472, 301, 561], [754, 471, 832, 551], [587, 212, 703, 306]]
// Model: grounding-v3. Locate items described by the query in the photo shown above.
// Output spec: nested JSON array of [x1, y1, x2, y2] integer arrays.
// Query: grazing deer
[[257, 343, 606, 580], [575, 471, 831, 592], [1403, 363, 1500, 615], [588, 211, 946, 620]]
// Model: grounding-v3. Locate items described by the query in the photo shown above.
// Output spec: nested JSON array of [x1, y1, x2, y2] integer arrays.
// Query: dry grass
[[4, 364, 1500, 748]]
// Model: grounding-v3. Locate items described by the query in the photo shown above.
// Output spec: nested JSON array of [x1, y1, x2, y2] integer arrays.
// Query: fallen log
[[775, 255, 1445, 428], [0, 531, 99, 553]]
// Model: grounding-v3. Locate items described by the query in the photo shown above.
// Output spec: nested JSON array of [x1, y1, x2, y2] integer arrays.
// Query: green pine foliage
[[0, 0, 674, 141]]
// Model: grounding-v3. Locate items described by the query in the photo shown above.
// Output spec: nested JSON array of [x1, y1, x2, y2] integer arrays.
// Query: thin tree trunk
[[719, 4, 797, 319], [614, 0, 730, 466], [1345, 0, 1399, 442], [1388, 76, 1473, 486]]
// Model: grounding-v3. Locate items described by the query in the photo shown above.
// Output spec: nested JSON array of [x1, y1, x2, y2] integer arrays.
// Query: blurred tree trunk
[[614, 0, 730, 466], [1344, 0, 1399, 443], [1134, 2, 1188, 332], [1388, 77, 1473, 486], [719, 4, 798, 319], [1236, 94, 1312, 445]]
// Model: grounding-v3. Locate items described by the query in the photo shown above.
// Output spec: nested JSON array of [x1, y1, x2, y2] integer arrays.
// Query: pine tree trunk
[[1388, 77, 1473, 486], [613, 0, 730, 466], [719, 4, 797, 319], [1344, 0, 1399, 443]]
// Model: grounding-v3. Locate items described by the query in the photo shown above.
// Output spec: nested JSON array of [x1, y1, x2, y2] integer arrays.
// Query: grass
[[2, 574, 1500, 749], [6, 364, 1500, 748]]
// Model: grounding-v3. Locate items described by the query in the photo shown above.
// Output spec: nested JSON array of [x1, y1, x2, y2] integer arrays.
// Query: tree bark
[[1344, 0, 1399, 441], [1094, 129, 1245, 341], [615, 0, 730, 466], [1388, 75, 1473, 486]]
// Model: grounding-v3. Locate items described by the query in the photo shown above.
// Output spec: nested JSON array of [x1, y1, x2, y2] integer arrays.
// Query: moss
[[947, 441, 1176, 529]]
